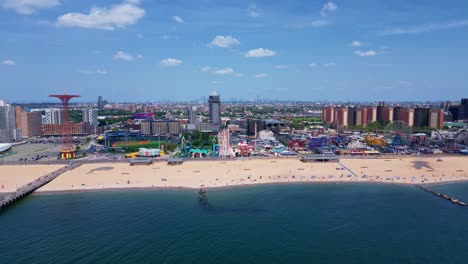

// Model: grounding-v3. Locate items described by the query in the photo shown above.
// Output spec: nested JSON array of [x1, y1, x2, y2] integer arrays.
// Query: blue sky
[[1, 0, 467, 102]]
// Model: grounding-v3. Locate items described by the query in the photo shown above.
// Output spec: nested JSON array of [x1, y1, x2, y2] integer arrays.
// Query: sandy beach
[[1, 157, 467, 193], [0, 165, 64, 193]]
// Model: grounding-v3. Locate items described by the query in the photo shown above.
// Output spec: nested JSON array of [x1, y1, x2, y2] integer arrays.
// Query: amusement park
[[123, 121, 468, 159], [96, 117, 468, 160], [304, 121, 468, 156], [2, 92, 467, 163]]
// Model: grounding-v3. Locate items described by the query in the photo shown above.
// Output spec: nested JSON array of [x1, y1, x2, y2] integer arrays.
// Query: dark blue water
[[428, 182, 468, 201], [1, 183, 468, 263]]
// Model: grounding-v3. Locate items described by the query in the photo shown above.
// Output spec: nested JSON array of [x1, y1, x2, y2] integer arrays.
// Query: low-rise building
[[42, 122, 90, 136]]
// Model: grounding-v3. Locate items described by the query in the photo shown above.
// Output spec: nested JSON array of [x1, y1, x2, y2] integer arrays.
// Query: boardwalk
[[0, 163, 81, 211]]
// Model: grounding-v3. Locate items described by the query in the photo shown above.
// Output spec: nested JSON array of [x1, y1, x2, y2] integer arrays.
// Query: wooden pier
[[414, 185, 467, 207], [0, 163, 81, 211]]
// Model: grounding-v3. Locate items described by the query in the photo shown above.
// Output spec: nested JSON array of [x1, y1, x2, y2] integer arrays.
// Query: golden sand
[[1, 157, 467, 193], [0, 165, 64, 192]]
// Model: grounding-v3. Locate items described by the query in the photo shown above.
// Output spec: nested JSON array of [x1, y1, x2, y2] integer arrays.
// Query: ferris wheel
[[455, 130, 468, 146], [384, 121, 412, 146]]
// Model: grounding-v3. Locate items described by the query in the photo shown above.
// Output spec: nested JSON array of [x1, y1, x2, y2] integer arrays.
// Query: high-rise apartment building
[[347, 107, 356, 127], [355, 107, 368, 127], [333, 107, 349, 128], [383, 107, 394, 123], [460, 98, 468, 121], [0, 100, 18, 142], [448, 105, 461, 121], [98, 96, 104, 109], [366, 106, 377, 124], [428, 109, 444, 129], [322, 106, 335, 124], [376, 102, 385, 122], [414, 108, 429, 127], [208, 91, 221, 132], [323, 102, 449, 130], [44, 108, 63, 124], [397, 108, 415, 127], [188, 106, 198, 124], [393, 107, 401, 122], [20, 111, 42, 138], [15, 106, 23, 130], [187, 106, 198, 131], [83, 108, 98, 134]]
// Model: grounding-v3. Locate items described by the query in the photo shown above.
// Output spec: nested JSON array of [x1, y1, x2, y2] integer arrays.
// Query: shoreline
[[30, 180, 443, 196], [26, 180, 468, 197], [1, 156, 467, 194]]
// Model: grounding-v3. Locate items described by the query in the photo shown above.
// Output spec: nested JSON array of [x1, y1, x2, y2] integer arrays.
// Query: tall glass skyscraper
[[208, 91, 221, 132], [98, 96, 104, 109]]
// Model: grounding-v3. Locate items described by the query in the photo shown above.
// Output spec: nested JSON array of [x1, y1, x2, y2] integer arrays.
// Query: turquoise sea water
[[1, 183, 468, 263]]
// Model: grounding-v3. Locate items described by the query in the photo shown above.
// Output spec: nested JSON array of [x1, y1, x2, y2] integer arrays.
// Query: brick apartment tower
[[322, 106, 335, 124], [429, 109, 444, 129]]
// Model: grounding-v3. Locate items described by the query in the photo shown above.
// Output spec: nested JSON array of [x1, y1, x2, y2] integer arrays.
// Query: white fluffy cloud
[[248, 4, 259, 17], [214, 68, 242, 77], [113, 51, 134, 61], [245, 48, 276, 58], [309, 62, 336, 68], [311, 20, 328, 28], [201, 66, 211, 72], [172, 15, 184, 23], [209, 35, 240, 48], [254, 73, 268, 78], [80, 69, 107, 75], [351, 40, 362, 47], [354, 50, 377, 57], [57, 0, 145, 30], [320, 1, 337, 17], [3, 0, 59, 15], [2, 59, 16, 66], [160, 58, 182, 67]]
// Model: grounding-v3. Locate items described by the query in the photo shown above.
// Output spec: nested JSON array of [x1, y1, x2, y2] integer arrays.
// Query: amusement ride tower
[[217, 128, 232, 157], [49, 93, 80, 159]]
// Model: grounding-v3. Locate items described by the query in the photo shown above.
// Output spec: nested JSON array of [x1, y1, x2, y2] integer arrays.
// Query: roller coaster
[[363, 134, 387, 147]]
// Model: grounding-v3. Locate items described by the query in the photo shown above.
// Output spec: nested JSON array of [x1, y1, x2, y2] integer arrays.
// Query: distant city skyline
[[3, 97, 466, 105], [1, 0, 467, 101]]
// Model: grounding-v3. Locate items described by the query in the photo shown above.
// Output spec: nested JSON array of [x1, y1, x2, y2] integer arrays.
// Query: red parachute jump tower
[[49, 93, 80, 159]]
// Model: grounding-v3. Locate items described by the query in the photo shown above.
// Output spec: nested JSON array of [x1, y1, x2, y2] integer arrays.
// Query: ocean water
[[1, 183, 468, 264]]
